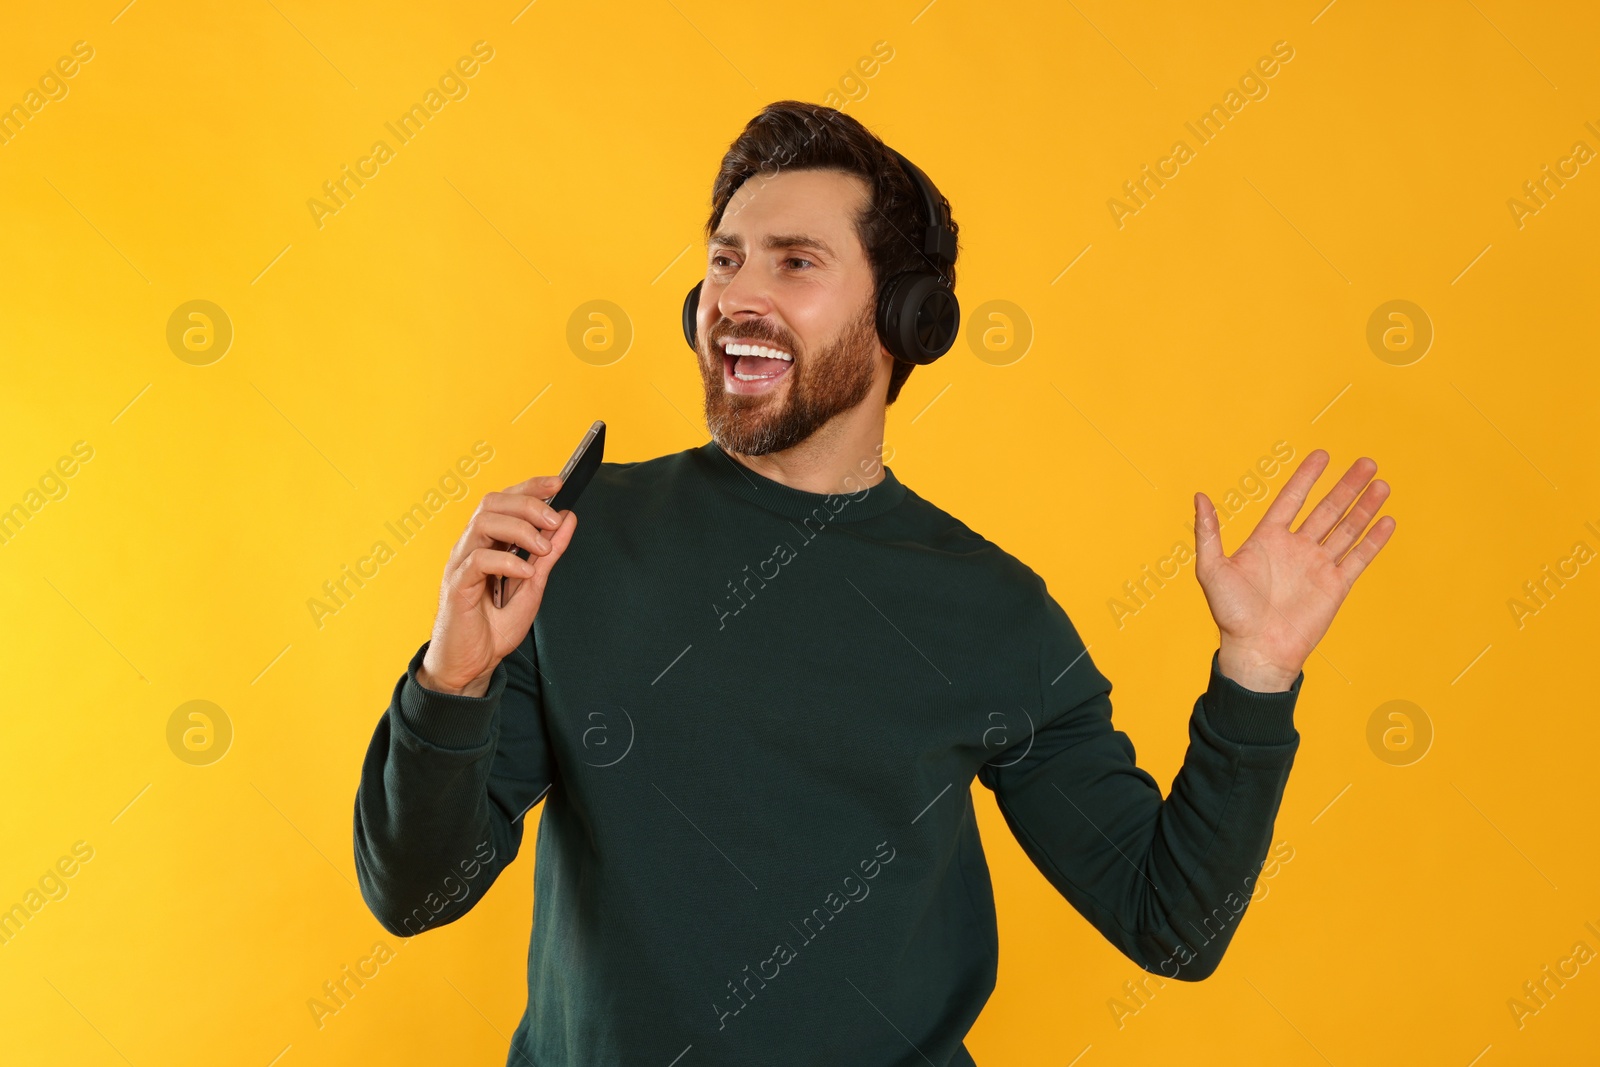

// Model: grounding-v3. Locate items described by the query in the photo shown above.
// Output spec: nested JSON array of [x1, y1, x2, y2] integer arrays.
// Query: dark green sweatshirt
[[352, 439, 1303, 1066]]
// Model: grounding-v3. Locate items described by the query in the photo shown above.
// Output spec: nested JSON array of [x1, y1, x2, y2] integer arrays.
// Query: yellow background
[[2, 0, 1596, 1063]]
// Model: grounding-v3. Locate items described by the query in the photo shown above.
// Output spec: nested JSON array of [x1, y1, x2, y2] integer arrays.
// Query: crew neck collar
[[694, 439, 907, 524]]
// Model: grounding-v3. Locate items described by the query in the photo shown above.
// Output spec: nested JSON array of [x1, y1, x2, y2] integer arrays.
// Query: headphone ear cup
[[876, 272, 960, 365], [682, 281, 703, 353]]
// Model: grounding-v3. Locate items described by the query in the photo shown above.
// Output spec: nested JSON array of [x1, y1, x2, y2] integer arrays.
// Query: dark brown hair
[[705, 101, 959, 406]]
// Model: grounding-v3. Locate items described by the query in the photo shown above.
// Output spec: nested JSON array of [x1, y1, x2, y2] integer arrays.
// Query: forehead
[[716, 168, 871, 249]]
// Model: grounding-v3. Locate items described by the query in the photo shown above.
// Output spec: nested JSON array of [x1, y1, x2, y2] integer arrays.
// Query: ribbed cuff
[[1201, 648, 1301, 745], [398, 640, 507, 749]]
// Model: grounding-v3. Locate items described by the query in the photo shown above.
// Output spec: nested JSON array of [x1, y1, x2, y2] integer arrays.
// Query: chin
[[708, 419, 791, 457]]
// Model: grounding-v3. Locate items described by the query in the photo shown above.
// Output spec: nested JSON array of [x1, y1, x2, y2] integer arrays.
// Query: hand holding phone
[[493, 421, 604, 609], [416, 421, 603, 697]]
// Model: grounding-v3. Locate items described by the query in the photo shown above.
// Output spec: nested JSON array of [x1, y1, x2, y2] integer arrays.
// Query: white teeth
[[720, 339, 793, 362]]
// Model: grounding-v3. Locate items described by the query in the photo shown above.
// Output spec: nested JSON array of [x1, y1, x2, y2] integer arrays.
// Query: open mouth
[[720, 338, 793, 394]]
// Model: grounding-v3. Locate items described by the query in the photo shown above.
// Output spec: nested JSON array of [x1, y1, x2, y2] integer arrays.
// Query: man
[[352, 100, 1395, 1065]]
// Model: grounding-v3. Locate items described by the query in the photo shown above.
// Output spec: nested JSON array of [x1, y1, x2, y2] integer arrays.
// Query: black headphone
[[681, 147, 960, 366]]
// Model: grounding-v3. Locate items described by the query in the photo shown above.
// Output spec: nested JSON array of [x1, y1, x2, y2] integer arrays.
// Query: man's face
[[695, 168, 887, 456]]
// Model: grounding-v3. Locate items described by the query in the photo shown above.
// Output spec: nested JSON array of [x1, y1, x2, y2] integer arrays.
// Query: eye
[[784, 257, 814, 270], [711, 254, 738, 269]]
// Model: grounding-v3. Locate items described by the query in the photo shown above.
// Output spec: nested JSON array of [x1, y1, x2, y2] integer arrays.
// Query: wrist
[[416, 660, 493, 699], [1216, 642, 1299, 693]]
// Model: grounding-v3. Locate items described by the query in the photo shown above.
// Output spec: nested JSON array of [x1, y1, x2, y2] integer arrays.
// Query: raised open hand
[[1193, 450, 1396, 691]]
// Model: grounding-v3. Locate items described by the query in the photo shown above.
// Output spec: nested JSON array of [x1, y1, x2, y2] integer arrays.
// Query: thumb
[[1193, 492, 1224, 573]]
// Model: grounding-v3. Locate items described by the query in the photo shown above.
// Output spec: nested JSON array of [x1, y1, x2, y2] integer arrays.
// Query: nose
[[715, 259, 774, 324]]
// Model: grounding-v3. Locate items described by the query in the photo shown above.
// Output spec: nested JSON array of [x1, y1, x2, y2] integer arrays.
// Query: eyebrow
[[708, 232, 837, 258]]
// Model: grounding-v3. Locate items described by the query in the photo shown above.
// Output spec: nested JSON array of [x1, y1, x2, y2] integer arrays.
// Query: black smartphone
[[491, 420, 605, 609]]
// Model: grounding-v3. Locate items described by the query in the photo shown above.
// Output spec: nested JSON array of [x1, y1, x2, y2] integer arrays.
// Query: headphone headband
[[886, 147, 958, 274]]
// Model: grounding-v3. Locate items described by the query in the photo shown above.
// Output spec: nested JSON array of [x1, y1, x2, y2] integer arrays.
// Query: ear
[[875, 341, 897, 378], [876, 347, 901, 406]]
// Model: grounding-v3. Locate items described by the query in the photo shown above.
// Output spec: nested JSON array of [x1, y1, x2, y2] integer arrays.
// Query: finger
[[1295, 457, 1378, 543], [1260, 449, 1332, 530], [1193, 492, 1225, 571], [444, 496, 558, 572], [1320, 477, 1390, 560], [523, 510, 577, 598], [1335, 514, 1397, 582], [448, 545, 539, 599], [470, 511, 554, 561], [496, 510, 580, 616], [500, 474, 565, 498], [479, 488, 565, 530]]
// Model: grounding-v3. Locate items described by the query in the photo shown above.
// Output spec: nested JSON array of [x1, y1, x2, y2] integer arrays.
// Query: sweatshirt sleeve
[[976, 579, 1302, 981], [352, 633, 557, 937]]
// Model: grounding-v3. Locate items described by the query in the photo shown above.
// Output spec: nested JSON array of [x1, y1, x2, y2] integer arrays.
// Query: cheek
[[782, 298, 841, 356], [697, 296, 718, 349]]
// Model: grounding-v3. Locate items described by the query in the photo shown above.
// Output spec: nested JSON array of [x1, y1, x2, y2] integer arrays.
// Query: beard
[[697, 294, 881, 457]]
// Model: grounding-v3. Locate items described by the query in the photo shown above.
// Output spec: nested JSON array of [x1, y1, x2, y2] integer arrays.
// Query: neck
[[719, 410, 888, 496]]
